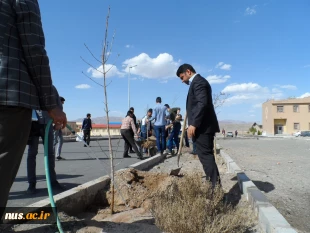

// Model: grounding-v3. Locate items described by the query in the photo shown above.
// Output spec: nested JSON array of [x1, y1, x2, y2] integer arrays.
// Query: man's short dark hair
[[127, 111, 133, 116], [60, 97, 65, 102], [87, 113, 91, 117], [148, 108, 153, 113], [156, 97, 162, 103], [129, 107, 134, 111], [164, 104, 170, 108], [176, 64, 196, 77]]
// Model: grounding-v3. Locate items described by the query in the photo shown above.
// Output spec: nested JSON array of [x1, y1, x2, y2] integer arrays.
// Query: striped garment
[[0, 0, 56, 110]]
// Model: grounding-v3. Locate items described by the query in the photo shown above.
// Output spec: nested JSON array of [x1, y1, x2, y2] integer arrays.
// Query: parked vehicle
[[300, 131, 310, 137], [293, 131, 301, 137], [226, 132, 234, 137]]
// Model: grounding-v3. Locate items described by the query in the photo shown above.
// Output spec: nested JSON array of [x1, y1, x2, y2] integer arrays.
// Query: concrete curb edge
[[23, 153, 166, 215], [217, 144, 297, 233]]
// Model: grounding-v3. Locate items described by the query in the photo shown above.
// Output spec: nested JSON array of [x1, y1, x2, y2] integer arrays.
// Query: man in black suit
[[176, 64, 221, 188]]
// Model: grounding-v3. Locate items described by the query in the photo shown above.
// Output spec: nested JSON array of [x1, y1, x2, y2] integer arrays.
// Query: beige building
[[76, 122, 121, 136], [61, 121, 78, 136], [262, 96, 310, 135]]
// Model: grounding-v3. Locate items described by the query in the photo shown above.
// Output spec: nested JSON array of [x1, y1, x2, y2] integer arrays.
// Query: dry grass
[[150, 174, 255, 233]]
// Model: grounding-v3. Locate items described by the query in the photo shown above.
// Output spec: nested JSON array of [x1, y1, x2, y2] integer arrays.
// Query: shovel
[[169, 111, 188, 176]]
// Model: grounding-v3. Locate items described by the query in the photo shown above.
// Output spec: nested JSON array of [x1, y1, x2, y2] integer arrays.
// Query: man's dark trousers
[[27, 124, 57, 184], [168, 122, 181, 152], [83, 130, 91, 145], [120, 129, 141, 158], [0, 106, 32, 219], [194, 133, 221, 188], [154, 125, 166, 153]]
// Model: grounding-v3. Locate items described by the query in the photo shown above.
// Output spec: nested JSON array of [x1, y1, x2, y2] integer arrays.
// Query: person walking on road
[[54, 96, 65, 160], [27, 86, 65, 194], [121, 111, 144, 160], [82, 113, 92, 147], [177, 64, 221, 188], [0, 0, 67, 222], [147, 97, 170, 155]]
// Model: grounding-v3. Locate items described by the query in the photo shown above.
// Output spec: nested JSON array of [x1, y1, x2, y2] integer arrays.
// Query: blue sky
[[39, 0, 310, 123]]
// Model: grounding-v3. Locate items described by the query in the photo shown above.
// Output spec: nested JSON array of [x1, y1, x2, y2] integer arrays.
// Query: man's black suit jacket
[[186, 74, 220, 134]]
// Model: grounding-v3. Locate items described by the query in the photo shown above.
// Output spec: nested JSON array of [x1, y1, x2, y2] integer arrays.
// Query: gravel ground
[[218, 137, 310, 233]]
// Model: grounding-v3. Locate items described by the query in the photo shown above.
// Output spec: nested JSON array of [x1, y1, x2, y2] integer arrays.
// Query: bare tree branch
[[106, 80, 112, 87], [104, 54, 120, 74], [84, 43, 102, 64], [213, 92, 230, 114], [81, 71, 104, 87], [104, 30, 116, 63], [80, 56, 104, 75]]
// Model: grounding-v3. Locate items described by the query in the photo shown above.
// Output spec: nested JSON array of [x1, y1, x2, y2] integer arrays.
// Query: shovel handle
[[177, 111, 188, 167]]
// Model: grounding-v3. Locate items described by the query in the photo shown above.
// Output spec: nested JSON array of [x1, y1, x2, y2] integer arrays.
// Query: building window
[[293, 105, 299, 112], [294, 123, 300, 130], [309, 105, 310, 112], [277, 106, 284, 112]]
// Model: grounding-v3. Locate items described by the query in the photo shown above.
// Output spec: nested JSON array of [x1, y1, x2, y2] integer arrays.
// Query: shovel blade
[[169, 167, 181, 176]]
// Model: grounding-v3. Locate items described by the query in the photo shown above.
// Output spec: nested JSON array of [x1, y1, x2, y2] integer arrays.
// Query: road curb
[[129, 153, 166, 170], [217, 145, 297, 233], [23, 152, 166, 216]]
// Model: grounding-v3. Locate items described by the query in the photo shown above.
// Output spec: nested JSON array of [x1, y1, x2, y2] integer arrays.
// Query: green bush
[[248, 127, 257, 135]]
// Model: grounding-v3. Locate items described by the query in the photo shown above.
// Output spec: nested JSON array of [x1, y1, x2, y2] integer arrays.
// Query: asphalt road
[[7, 139, 142, 208], [217, 136, 310, 233]]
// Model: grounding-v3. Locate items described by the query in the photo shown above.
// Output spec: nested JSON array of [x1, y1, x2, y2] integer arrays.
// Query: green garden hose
[[44, 119, 64, 233]]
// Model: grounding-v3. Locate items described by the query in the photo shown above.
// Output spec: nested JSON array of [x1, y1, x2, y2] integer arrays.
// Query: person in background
[[27, 86, 65, 194], [147, 97, 170, 155], [141, 109, 153, 153], [235, 130, 238, 137], [166, 114, 182, 154], [127, 107, 137, 153], [54, 97, 65, 160], [180, 117, 190, 148], [177, 63, 221, 188], [190, 141, 197, 155], [121, 111, 144, 160], [82, 113, 92, 147], [0, 0, 67, 223]]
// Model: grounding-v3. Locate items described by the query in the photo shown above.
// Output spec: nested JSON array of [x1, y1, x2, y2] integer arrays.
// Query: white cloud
[[245, 6, 257, 15], [125, 44, 133, 48], [215, 62, 224, 68], [160, 80, 168, 84], [298, 92, 310, 98], [75, 84, 91, 89], [250, 114, 255, 117], [206, 75, 231, 84], [222, 83, 283, 105], [222, 83, 265, 93], [220, 64, 232, 70], [304, 64, 310, 68], [215, 62, 232, 70], [279, 85, 297, 90], [122, 53, 180, 79], [87, 64, 124, 78]]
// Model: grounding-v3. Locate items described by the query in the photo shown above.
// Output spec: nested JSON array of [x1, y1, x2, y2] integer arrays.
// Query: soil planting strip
[[21, 153, 165, 216]]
